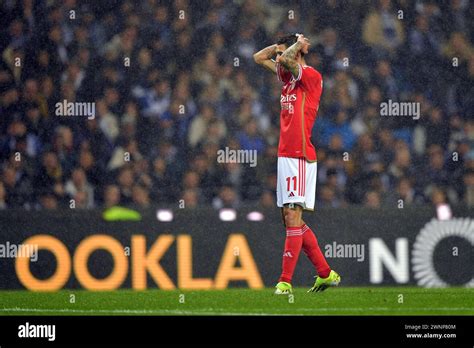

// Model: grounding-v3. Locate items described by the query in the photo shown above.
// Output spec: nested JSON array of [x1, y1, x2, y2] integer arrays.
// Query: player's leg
[[299, 160, 341, 292], [275, 204, 304, 294], [301, 219, 340, 292], [298, 161, 329, 277], [300, 218, 331, 279], [275, 157, 306, 294]]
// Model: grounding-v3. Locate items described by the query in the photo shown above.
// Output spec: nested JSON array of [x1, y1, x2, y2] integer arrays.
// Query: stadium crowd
[[0, 0, 473, 210]]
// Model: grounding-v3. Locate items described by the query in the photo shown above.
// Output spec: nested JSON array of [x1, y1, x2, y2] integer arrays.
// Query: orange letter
[[74, 235, 127, 290], [214, 234, 263, 289], [132, 235, 175, 290], [177, 235, 213, 289], [15, 235, 71, 291]]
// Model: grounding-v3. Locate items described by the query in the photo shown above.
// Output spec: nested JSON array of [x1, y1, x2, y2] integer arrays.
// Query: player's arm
[[276, 34, 307, 79], [253, 44, 277, 74]]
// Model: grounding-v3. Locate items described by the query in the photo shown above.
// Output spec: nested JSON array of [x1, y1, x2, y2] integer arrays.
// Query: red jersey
[[276, 62, 323, 161]]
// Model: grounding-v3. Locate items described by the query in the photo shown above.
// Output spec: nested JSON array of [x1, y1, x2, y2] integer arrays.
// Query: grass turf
[[0, 287, 473, 316]]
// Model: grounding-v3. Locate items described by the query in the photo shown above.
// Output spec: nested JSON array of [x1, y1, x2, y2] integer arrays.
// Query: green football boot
[[308, 270, 341, 293], [274, 281, 293, 295]]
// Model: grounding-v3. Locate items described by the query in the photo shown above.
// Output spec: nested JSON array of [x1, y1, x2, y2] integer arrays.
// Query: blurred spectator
[[104, 185, 121, 208], [35, 152, 63, 196], [314, 28, 343, 75], [395, 177, 418, 206], [424, 107, 450, 149], [188, 104, 226, 148], [132, 185, 150, 208], [372, 60, 400, 101], [117, 167, 134, 205], [237, 119, 265, 154], [0, 181, 6, 209], [462, 169, 474, 207], [419, 145, 450, 196], [442, 31, 473, 64], [212, 185, 240, 209], [443, 0, 470, 35], [108, 139, 143, 171], [388, 142, 415, 184], [364, 190, 381, 209], [38, 192, 59, 210], [362, 0, 405, 58], [318, 185, 342, 208], [318, 109, 357, 150], [259, 189, 274, 209], [64, 168, 94, 208], [151, 157, 174, 202], [430, 186, 448, 207], [181, 170, 205, 203], [181, 188, 200, 209], [385, 177, 421, 206]]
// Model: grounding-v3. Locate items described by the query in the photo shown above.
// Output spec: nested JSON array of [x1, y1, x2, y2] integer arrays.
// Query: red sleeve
[[276, 62, 292, 83]]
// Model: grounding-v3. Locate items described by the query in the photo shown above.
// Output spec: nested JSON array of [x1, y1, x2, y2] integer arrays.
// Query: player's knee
[[284, 214, 295, 227], [283, 207, 301, 227]]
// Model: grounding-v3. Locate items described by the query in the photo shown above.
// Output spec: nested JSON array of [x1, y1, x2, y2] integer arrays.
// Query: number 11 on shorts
[[286, 176, 297, 192]]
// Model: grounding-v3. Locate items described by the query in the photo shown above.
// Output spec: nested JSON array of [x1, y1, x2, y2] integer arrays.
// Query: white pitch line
[[0, 307, 296, 316], [0, 307, 473, 315], [297, 307, 474, 311]]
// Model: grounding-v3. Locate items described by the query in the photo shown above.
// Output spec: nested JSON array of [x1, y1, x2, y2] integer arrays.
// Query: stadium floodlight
[[156, 209, 174, 222], [246, 211, 264, 221], [219, 209, 237, 221], [436, 204, 452, 221]]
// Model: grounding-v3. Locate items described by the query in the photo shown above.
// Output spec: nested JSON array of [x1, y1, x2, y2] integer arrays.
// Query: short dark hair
[[277, 34, 304, 56], [277, 34, 298, 47]]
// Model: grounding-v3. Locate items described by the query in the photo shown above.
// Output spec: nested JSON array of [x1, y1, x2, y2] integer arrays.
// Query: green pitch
[[0, 287, 473, 316]]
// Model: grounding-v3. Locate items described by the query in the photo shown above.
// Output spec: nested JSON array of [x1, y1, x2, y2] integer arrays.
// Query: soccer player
[[253, 33, 341, 294]]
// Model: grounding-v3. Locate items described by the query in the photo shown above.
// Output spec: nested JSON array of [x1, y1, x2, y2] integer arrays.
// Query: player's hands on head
[[296, 33, 310, 54]]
